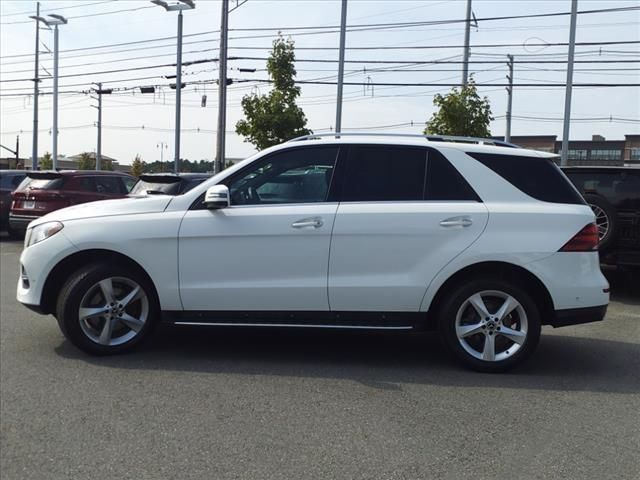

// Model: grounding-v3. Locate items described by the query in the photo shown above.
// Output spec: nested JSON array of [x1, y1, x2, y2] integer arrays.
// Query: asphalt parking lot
[[1, 235, 639, 480]]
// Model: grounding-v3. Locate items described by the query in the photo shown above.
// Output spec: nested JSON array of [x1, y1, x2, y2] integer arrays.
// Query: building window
[[590, 149, 622, 161], [630, 148, 640, 162], [567, 149, 587, 160]]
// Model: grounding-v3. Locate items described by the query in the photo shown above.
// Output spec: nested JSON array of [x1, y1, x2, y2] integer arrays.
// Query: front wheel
[[437, 279, 541, 372], [56, 263, 158, 355]]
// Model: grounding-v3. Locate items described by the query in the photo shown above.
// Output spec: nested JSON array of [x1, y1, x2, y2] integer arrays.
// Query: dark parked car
[[0, 170, 28, 237], [10, 170, 135, 235], [562, 166, 640, 267], [128, 172, 213, 196]]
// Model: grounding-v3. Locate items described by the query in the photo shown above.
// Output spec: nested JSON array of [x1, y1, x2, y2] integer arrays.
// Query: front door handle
[[439, 216, 473, 228], [292, 217, 324, 229]]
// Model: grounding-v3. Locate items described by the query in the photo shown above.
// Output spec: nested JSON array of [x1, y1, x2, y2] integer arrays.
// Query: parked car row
[[0, 170, 213, 238]]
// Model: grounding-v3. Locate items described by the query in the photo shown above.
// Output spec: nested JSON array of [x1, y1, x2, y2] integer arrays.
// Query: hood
[[32, 195, 174, 226]]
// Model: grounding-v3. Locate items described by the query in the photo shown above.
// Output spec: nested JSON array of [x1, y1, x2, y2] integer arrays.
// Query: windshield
[[17, 176, 65, 191], [129, 180, 181, 195]]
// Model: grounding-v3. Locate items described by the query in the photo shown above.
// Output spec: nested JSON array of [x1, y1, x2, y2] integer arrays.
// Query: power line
[[2, 5, 638, 58], [1, 5, 156, 25], [0, 1, 115, 17]]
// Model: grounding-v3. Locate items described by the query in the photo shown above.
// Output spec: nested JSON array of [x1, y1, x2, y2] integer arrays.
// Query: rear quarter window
[[467, 152, 585, 205]]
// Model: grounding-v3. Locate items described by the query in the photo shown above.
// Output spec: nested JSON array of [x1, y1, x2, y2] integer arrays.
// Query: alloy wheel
[[454, 290, 528, 362], [78, 276, 149, 346]]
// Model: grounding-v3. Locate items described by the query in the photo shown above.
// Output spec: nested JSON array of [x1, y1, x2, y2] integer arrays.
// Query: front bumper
[[17, 229, 79, 312], [549, 304, 608, 328], [9, 214, 40, 231]]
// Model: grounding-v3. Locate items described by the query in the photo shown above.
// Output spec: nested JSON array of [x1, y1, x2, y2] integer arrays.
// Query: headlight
[[26, 221, 64, 248]]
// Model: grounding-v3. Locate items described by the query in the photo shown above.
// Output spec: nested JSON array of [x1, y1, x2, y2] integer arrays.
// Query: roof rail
[[288, 132, 520, 148]]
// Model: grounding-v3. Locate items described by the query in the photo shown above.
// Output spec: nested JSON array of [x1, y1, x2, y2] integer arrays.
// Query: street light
[[151, 0, 195, 173], [30, 13, 67, 170]]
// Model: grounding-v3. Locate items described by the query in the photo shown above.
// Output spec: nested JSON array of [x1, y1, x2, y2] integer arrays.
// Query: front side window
[[341, 146, 426, 201], [226, 147, 338, 205]]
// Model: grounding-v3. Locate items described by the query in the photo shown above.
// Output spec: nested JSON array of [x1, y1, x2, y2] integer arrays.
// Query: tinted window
[[426, 150, 480, 201], [77, 177, 95, 192], [94, 176, 124, 194], [0, 173, 26, 189], [227, 147, 338, 205], [341, 146, 426, 201], [467, 152, 585, 205]]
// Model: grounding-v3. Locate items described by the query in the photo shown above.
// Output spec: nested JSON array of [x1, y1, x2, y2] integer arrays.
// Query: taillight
[[559, 223, 599, 252]]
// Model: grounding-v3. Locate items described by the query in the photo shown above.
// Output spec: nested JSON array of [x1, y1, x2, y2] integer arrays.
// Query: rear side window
[[342, 146, 426, 201], [467, 152, 585, 204], [94, 176, 125, 194], [426, 150, 480, 201]]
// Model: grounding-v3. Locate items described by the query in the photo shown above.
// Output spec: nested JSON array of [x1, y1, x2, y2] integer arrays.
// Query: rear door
[[328, 145, 488, 312]]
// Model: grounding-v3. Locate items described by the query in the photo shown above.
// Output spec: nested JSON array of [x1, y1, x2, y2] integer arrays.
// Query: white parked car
[[17, 134, 609, 372]]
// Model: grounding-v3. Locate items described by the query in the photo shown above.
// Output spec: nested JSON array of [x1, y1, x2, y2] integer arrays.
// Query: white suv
[[16, 134, 609, 372]]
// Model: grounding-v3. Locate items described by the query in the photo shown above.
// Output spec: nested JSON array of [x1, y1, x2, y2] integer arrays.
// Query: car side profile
[[10, 170, 135, 236], [16, 134, 609, 372], [0, 169, 28, 238], [562, 166, 640, 267]]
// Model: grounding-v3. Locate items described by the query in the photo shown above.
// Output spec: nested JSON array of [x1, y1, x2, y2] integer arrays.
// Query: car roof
[[137, 172, 212, 178], [29, 170, 131, 177], [272, 136, 558, 159]]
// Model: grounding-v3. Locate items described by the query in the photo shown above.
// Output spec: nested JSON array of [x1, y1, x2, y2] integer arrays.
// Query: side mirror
[[203, 185, 230, 209]]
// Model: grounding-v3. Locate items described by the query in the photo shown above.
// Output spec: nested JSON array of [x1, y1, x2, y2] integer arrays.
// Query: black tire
[[583, 193, 617, 250], [5, 225, 24, 240], [437, 278, 541, 373], [56, 262, 159, 355]]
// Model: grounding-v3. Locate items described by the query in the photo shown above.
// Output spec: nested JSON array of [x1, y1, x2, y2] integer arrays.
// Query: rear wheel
[[437, 278, 541, 372], [56, 263, 158, 355]]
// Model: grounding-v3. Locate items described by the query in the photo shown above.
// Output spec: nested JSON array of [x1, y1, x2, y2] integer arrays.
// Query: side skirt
[[162, 310, 430, 331]]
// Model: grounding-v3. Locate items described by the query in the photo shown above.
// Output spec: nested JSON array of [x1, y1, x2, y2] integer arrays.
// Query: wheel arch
[[425, 261, 555, 328], [40, 249, 160, 316]]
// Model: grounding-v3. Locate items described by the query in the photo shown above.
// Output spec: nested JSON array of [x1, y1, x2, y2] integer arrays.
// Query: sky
[[1, 0, 639, 165]]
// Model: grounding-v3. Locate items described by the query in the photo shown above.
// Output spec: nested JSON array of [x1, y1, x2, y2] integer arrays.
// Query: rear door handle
[[292, 217, 324, 229], [439, 216, 473, 228]]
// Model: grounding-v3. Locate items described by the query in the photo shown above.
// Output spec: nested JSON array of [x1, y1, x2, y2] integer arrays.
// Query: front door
[[178, 146, 340, 311]]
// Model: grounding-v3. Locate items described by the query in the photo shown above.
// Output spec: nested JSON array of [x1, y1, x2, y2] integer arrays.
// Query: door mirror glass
[[204, 185, 230, 209]]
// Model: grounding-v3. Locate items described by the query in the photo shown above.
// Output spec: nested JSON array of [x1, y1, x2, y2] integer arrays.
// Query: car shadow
[[54, 325, 640, 395]]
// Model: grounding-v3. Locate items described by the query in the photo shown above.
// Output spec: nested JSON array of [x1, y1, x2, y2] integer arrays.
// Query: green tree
[[130, 154, 144, 177], [77, 152, 94, 170], [236, 36, 311, 149], [424, 78, 493, 137], [39, 152, 52, 170]]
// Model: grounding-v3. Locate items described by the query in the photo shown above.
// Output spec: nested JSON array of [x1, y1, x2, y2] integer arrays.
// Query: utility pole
[[157, 142, 168, 166], [561, 0, 578, 166], [335, 0, 348, 134], [91, 84, 112, 170], [505, 54, 514, 143], [462, 0, 472, 86], [30, 2, 40, 171], [30, 13, 66, 170], [151, 1, 195, 173], [216, 0, 229, 174]]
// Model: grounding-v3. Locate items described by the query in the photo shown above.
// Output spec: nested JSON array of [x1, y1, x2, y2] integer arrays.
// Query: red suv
[[10, 170, 134, 235]]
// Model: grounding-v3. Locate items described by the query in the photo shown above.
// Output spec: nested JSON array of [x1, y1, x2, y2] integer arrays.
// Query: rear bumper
[[549, 304, 608, 328], [9, 214, 40, 231]]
